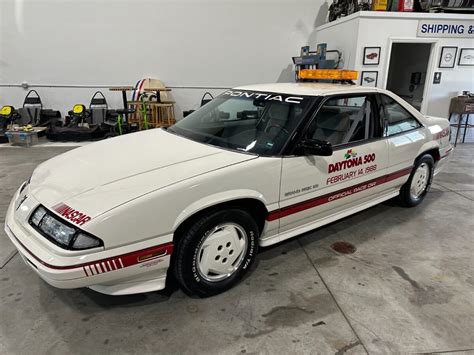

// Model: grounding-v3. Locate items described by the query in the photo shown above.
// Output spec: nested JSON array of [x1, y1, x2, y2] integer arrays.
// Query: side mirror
[[298, 139, 333, 156]]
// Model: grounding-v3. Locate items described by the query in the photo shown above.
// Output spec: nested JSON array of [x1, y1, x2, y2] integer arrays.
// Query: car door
[[379, 94, 427, 189], [276, 93, 390, 234]]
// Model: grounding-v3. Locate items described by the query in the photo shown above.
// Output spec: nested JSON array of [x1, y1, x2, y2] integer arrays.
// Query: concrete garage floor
[[0, 144, 473, 354]]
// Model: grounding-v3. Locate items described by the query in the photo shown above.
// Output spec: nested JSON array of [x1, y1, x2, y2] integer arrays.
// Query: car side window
[[380, 94, 421, 136], [305, 95, 375, 147]]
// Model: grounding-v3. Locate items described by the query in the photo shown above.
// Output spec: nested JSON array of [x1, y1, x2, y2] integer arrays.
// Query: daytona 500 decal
[[327, 149, 377, 185]]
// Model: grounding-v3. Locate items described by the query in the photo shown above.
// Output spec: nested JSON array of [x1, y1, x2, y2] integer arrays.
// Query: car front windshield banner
[[169, 90, 313, 156]]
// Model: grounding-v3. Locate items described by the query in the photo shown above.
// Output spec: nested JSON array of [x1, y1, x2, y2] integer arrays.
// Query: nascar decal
[[327, 149, 377, 185], [52, 203, 92, 226], [222, 90, 304, 104]]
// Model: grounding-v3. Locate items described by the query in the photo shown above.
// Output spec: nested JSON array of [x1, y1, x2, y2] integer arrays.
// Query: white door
[[380, 93, 428, 188], [275, 93, 390, 233]]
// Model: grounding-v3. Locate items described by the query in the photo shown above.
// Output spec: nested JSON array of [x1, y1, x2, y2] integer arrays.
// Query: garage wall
[[355, 14, 474, 117], [386, 43, 432, 107], [0, 0, 328, 118], [316, 12, 474, 142]]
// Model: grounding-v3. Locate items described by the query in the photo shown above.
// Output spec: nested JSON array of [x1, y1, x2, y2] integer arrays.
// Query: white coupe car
[[5, 73, 452, 297]]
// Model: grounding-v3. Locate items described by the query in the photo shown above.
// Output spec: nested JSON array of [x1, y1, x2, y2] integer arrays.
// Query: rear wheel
[[399, 154, 434, 207], [173, 209, 258, 297]]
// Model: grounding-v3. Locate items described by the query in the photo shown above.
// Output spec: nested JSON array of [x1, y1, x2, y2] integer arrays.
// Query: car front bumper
[[5, 188, 174, 296]]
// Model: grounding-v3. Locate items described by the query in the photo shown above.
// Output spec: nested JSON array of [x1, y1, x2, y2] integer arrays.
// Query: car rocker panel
[[5, 79, 453, 296]]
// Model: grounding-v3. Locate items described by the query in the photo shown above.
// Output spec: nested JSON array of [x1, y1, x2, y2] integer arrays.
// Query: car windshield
[[168, 90, 313, 156]]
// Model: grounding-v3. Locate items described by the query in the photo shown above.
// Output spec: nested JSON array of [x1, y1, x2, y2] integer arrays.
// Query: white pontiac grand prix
[[5, 78, 452, 297]]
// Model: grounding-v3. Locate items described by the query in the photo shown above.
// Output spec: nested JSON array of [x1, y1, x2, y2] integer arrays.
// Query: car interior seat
[[312, 110, 350, 146], [264, 104, 290, 135]]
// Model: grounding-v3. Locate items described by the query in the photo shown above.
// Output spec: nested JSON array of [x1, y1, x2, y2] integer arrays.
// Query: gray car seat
[[312, 111, 350, 146], [264, 104, 290, 134]]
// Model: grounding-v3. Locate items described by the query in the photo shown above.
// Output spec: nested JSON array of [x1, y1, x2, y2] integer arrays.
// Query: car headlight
[[40, 214, 76, 246], [29, 205, 103, 250]]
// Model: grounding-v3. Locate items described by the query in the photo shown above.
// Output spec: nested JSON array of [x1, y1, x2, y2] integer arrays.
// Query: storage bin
[[5, 130, 39, 147]]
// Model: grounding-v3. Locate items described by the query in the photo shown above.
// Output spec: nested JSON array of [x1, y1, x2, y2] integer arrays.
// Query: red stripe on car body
[[440, 147, 453, 159], [267, 167, 412, 221], [8, 230, 173, 274]]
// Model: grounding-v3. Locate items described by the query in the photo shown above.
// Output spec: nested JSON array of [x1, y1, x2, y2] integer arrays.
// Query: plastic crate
[[5, 130, 39, 147]]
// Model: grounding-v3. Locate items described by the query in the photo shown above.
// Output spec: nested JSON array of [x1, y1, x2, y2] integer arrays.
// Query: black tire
[[173, 209, 258, 297], [399, 154, 434, 207]]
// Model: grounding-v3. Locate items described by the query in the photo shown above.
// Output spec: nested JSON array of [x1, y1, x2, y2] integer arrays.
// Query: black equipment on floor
[[47, 103, 108, 141], [103, 108, 138, 136], [0, 106, 21, 143], [46, 91, 137, 141], [47, 92, 113, 141], [19, 90, 61, 128]]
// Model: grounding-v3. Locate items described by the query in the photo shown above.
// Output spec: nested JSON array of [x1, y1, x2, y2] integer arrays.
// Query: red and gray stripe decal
[[267, 167, 412, 221], [81, 243, 172, 277], [9, 231, 173, 277], [440, 147, 453, 159], [83, 257, 124, 277]]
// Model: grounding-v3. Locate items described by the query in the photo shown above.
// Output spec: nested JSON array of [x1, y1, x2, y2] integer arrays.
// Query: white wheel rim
[[196, 223, 248, 282], [410, 163, 430, 199]]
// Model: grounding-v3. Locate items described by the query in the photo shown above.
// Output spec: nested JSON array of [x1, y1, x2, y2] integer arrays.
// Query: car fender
[[172, 189, 268, 231], [86, 157, 281, 249], [416, 139, 440, 161]]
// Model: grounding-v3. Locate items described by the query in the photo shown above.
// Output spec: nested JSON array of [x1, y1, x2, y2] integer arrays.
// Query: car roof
[[234, 82, 384, 97]]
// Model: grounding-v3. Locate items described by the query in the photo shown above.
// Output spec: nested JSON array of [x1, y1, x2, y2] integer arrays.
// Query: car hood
[[28, 129, 257, 219]]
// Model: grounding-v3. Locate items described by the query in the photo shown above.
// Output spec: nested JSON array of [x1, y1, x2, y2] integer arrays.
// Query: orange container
[[371, 0, 387, 11]]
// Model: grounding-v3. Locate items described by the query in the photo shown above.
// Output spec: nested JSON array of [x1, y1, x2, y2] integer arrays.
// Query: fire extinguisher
[[398, 0, 414, 11]]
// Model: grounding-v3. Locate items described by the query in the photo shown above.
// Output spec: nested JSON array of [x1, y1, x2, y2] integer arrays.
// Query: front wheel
[[173, 209, 258, 297], [399, 154, 434, 207]]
